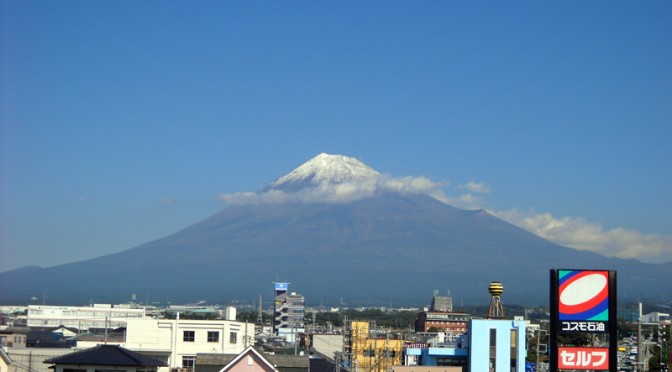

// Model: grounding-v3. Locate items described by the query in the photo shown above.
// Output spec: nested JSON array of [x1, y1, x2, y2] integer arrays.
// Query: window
[[182, 356, 195, 370], [207, 331, 219, 342], [510, 329, 518, 370], [382, 350, 396, 358], [436, 357, 467, 366], [229, 332, 237, 344], [489, 328, 497, 372], [363, 349, 375, 357], [183, 330, 195, 342]]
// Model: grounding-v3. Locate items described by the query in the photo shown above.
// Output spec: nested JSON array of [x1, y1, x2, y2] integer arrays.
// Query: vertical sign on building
[[550, 269, 617, 371]]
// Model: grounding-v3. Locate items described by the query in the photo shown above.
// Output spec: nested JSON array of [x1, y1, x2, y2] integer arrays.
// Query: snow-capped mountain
[[264, 153, 381, 192], [0, 154, 669, 306]]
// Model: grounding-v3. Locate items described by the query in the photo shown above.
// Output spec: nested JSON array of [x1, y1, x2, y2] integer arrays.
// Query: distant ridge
[[0, 153, 670, 306]]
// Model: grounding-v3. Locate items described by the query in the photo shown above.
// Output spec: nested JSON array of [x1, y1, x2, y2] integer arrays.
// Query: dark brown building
[[415, 312, 469, 334]]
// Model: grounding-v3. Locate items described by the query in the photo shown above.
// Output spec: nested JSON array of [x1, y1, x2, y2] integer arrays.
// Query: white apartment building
[[5, 316, 253, 372], [123, 318, 255, 371], [27, 304, 146, 329]]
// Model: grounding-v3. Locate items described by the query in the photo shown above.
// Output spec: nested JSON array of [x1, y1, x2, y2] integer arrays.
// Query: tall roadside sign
[[550, 269, 617, 371]]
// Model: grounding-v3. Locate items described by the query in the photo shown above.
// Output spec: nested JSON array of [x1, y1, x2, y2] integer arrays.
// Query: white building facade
[[27, 304, 146, 329], [124, 318, 255, 371]]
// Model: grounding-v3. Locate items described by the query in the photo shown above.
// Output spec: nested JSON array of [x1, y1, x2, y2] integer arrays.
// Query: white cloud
[[218, 174, 672, 264], [492, 209, 672, 263], [219, 175, 450, 205], [458, 181, 491, 194], [434, 193, 485, 210]]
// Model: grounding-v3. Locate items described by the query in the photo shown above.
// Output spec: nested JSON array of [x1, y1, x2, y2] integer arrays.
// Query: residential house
[[0, 327, 29, 349], [27, 327, 77, 348], [123, 318, 255, 371], [43, 344, 166, 372], [196, 346, 308, 372]]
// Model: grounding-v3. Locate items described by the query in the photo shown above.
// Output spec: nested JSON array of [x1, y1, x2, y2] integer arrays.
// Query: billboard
[[275, 282, 288, 291], [550, 269, 617, 372], [558, 270, 609, 332]]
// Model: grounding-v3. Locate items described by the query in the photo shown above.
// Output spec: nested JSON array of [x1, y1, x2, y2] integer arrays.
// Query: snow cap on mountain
[[265, 153, 380, 191], [222, 153, 449, 205]]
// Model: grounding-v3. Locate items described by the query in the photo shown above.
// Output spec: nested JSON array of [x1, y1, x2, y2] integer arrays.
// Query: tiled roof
[[44, 345, 167, 367], [197, 347, 309, 371], [265, 353, 309, 368], [0, 327, 30, 334]]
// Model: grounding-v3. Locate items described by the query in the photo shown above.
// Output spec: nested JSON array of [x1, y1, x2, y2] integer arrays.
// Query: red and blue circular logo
[[558, 270, 609, 321]]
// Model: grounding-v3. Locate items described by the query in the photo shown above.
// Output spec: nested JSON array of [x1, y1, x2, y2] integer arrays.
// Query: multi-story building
[[404, 318, 527, 372], [431, 294, 453, 312], [416, 292, 467, 334], [415, 311, 469, 334], [122, 318, 255, 371], [273, 283, 305, 342], [27, 304, 146, 329], [345, 321, 405, 372]]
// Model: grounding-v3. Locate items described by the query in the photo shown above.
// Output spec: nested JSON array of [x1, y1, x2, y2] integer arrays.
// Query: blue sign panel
[[275, 282, 288, 290]]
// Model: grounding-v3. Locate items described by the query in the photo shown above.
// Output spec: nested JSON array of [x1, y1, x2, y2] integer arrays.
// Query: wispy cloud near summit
[[219, 170, 672, 264], [218, 175, 450, 205]]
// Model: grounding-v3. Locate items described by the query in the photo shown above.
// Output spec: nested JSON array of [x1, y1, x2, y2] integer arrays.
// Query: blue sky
[[1, 1, 671, 272]]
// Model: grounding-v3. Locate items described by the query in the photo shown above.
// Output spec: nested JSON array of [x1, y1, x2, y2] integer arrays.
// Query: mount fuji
[[264, 153, 380, 192], [0, 153, 670, 306]]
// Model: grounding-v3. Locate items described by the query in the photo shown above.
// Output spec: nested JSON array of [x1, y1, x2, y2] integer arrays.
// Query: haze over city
[[1, 1, 670, 273]]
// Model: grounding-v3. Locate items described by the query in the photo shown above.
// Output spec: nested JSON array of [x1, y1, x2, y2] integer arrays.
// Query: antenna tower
[[257, 294, 263, 324], [487, 281, 505, 319]]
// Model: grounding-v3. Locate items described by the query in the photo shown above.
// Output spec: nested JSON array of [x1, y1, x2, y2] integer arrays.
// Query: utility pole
[[637, 302, 644, 372], [257, 294, 263, 324], [536, 330, 541, 368], [291, 317, 298, 356]]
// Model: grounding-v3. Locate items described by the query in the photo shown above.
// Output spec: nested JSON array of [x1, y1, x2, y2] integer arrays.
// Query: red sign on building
[[558, 347, 609, 370]]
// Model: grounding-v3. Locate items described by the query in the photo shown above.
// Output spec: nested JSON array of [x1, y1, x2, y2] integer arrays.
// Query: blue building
[[404, 318, 527, 372]]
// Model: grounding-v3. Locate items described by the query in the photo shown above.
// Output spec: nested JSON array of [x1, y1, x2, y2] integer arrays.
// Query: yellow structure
[[348, 321, 405, 372], [487, 281, 505, 319]]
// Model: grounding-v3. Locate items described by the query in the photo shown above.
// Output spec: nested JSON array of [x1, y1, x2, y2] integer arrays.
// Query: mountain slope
[[0, 154, 669, 306]]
